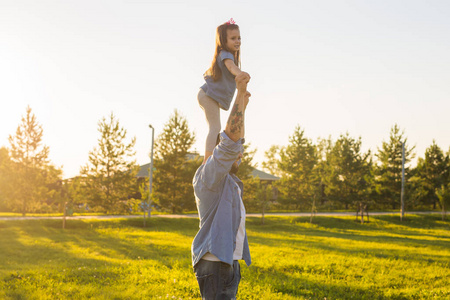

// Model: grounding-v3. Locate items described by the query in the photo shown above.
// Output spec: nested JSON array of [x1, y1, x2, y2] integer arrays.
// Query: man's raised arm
[[225, 72, 251, 142]]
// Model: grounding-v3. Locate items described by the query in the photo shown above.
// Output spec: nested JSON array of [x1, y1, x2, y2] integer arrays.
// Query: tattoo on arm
[[228, 103, 243, 134]]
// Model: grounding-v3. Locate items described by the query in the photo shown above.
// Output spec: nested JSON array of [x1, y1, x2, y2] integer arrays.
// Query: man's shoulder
[[230, 173, 241, 181], [193, 164, 205, 185]]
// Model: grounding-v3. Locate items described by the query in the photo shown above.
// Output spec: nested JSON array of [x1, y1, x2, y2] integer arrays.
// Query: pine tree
[[237, 144, 261, 212], [262, 145, 282, 178], [7, 106, 61, 215], [153, 110, 199, 213], [278, 126, 319, 210], [80, 112, 139, 213], [323, 133, 372, 209], [0, 147, 12, 211], [375, 124, 415, 209], [414, 141, 449, 209], [315, 137, 333, 207], [238, 143, 257, 179], [435, 184, 450, 220]]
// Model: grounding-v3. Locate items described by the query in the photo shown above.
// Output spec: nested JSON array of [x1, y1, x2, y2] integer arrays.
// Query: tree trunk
[[442, 201, 446, 221], [310, 197, 316, 223], [63, 202, 67, 229], [22, 198, 26, 217], [261, 184, 266, 225], [360, 202, 364, 224], [261, 202, 265, 225]]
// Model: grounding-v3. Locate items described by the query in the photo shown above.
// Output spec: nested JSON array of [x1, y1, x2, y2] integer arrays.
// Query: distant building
[[137, 153, 280, 184], [250, 168, 280, 184]]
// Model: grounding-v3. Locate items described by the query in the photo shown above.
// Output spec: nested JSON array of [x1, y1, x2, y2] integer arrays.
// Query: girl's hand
[[235, 72, 250, 92]]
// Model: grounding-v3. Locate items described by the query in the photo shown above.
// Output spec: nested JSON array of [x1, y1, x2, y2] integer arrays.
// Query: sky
[[1, 0, 449, 179]]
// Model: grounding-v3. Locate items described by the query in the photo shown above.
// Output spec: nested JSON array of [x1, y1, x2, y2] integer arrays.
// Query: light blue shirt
[[191, 132, 251, 267], [201, 50, 236, 111]]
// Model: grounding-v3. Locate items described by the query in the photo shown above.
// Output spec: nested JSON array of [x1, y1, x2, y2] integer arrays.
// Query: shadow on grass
[[1, 215, 448, 299], [245, 265, 388, 300], [249, 214, 449, 231], [248, 215, 450, 241], [0, 217, 203, 299], [41, 217, 200, 237], [0, 218, 198, 272], [246, 215, 450, 265], [250, 234, 449, 266]]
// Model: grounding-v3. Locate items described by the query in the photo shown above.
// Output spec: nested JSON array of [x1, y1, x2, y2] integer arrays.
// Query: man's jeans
[[194, 259, 241, 300]]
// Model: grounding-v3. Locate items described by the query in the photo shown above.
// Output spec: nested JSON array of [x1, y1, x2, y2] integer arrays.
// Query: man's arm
[[225, 72, 250, 142], [194, 73, 250, 191], [194, 132, 244, 190]]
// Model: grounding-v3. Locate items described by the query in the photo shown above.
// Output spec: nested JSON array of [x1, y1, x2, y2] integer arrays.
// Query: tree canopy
[[5, 106, 61, 215], [153, 110, 199, 213], [376, 124, 415, 209], [80, 112, 139, 213]]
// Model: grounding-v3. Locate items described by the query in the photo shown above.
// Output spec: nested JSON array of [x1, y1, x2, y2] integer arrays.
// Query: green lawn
[[0, 215, 448, 299]]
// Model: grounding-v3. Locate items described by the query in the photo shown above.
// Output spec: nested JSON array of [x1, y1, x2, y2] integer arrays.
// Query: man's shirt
[[191, 132, 251, 267]]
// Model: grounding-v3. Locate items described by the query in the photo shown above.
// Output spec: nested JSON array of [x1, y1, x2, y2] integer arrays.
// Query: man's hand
[[235, 72, 250, 92]]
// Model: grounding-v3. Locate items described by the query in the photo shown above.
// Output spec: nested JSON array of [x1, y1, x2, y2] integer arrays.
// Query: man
[[192, 72, 252, 299]]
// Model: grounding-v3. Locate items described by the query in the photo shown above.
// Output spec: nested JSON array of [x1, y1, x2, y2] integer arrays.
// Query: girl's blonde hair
[[205, 22, 240, 81]]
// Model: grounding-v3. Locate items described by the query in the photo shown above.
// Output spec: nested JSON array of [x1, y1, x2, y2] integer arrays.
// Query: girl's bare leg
[[198, 89, 221, 164]]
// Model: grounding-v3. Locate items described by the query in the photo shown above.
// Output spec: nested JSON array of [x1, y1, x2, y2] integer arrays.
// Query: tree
[[408, 169, 428, 210], [435, 184, 450, 220], [437, 148, 450, 218], [153, 110, 199, 213], [323, 133, 372, 210], [413, 141, 449, 209], [375, 124, 415, 209], [315, 136, 333, 208], [236, 144, 261, 211], [256, 181, 274, 224], [278, 126, 319, 211], [0, 147, 13, 211], [7, 106, 61, 215], [80, 112, 139, 213], [234, 143, 277, 222], [238, 143, 257, 179], [262, 145, 283, 178]]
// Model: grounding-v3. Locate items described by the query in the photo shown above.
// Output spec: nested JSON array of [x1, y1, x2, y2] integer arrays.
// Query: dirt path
[[0, 211, 440, 221]]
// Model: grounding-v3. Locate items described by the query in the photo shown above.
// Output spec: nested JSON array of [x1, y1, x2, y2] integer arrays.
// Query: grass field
[[0, 215, 448, 299]]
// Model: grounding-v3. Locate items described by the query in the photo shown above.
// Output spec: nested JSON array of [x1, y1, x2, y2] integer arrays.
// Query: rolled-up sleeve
[[198, 132, 244, 190]]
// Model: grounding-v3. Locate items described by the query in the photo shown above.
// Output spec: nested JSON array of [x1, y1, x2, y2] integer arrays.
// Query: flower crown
[[226, 18, 236, 25]]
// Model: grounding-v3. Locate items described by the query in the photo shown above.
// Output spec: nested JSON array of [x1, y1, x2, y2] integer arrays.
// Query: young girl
[[198, 18, 250, 163]]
